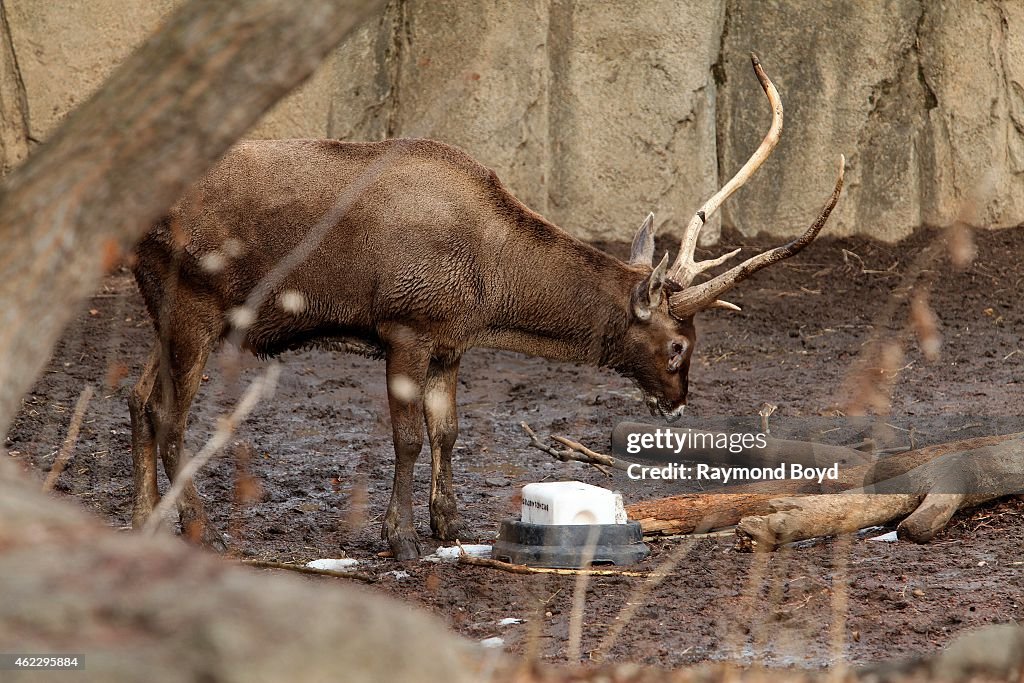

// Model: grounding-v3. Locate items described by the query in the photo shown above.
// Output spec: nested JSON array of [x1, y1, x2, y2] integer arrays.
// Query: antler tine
[[670, 53, 784, 286], [669, 155, 845, 318]]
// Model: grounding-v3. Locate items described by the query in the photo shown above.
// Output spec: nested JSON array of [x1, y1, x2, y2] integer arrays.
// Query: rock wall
[[2, 0, 1022, 243], [719, 0, 1024, 241], [0, 0, 334, 155]]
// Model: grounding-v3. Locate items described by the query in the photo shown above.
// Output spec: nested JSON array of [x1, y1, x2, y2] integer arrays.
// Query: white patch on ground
[[306, 558, 360, 571], [479, 637, 504, 649], [498, 618, 523, 626], [422, 545, 493, 563]]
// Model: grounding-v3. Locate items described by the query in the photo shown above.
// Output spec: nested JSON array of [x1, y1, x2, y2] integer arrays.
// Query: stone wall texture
[[2, 0, 1022, 243]]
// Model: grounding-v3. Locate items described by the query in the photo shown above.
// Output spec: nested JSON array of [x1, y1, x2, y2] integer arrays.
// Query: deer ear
[[629, 212, 656, 266], [633, 252, 669, 321]]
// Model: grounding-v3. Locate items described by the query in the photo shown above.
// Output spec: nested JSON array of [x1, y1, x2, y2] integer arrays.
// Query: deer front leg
[[382, 334, 430, 560], [424, 357, 465, 541]]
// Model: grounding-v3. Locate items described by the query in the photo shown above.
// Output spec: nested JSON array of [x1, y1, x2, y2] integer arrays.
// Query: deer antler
[[669, 54, 783, 288], [668, 157, 844, 318], [667, 54, 845, 317]]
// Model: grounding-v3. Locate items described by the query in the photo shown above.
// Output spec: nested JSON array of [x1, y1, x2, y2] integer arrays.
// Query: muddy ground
[[7, 226, 1024, 670]]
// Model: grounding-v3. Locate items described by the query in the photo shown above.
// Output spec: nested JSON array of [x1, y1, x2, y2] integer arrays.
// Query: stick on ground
[[240, 559, 377, 584], [457, 554, 647, 577]]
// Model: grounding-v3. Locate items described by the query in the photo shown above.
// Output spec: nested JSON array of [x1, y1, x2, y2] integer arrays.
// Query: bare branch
[[0, 0, 386, 435], [42, 384, 94, 492], [520, 422, 630, 475], [144, 364, 281, 535], [240, 559, 377, 584]]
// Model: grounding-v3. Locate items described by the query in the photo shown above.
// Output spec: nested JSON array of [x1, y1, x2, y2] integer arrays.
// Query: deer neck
[[481, 231, 638, 367]]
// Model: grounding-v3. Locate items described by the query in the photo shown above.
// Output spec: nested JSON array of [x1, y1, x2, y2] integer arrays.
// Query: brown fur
[[130, 138, 695, 559]]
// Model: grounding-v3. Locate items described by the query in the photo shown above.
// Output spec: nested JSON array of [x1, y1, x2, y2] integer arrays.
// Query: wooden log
[[735, 437, 1024, 550], [634, 493, 783, 535], [897, 493, 966, 543], [629, 432, 1022, 535], [736, 493, 922, 551]]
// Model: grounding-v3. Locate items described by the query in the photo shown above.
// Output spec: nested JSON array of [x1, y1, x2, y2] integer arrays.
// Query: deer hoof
[[387, 532, 419, 561], [430, 512, 469, 542], [202, 530, 231, 554], [385, 530, 421, 561], [183, 518, 229, 553]]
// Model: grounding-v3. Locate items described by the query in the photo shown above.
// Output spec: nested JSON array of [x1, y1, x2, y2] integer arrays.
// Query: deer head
[[618, 54, 845, 421]]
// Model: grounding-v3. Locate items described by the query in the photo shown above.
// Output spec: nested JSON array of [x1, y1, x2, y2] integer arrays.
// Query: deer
[[128, 55, 844, 560]]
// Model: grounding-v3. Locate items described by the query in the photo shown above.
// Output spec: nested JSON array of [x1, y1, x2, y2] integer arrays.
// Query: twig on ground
[[457, 554, 647, 577], [240, 559, 376, 583], [520, 422, 631, 475], [643, 528, 736, 542], [43, 384, 94, 492], [549, 437, 615, 476]]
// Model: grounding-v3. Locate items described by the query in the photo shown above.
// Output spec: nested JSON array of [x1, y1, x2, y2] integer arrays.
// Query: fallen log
[[736, 436, 1024, 551], [628, 432, 1021, 536], [897, 492, 965, 543], [735, 493, 922, 551], [523, 423, 1022, 544]]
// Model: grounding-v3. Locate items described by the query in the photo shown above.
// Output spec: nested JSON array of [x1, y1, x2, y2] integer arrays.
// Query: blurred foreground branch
[[0, 0, 384, 435]]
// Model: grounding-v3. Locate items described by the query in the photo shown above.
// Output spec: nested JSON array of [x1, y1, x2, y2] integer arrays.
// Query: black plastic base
[[492, 520, 650, 568]]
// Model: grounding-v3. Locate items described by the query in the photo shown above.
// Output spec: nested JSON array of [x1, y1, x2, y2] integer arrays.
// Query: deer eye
[[667, 340, 688, 373]]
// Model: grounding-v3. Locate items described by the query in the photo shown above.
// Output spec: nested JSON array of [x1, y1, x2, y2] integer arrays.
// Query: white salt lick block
[[520, 481, 620, 525]]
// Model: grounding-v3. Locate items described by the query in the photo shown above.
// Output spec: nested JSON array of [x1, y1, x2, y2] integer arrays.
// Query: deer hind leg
[[424, 357, 466, 541], [152, 300, 220, 548], [129, 347, 161, 528], [382, 330, 431, 560]]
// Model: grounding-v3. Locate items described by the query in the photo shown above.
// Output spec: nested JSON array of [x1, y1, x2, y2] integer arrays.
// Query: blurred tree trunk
[[0, 0, 383, 436]]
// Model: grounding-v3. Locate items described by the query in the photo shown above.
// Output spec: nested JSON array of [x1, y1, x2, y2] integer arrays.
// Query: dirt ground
[[7, 226, 1024, 670]]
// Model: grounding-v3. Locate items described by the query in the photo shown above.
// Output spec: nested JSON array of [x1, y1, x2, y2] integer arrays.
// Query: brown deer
[[129, 55, 843, 559]]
